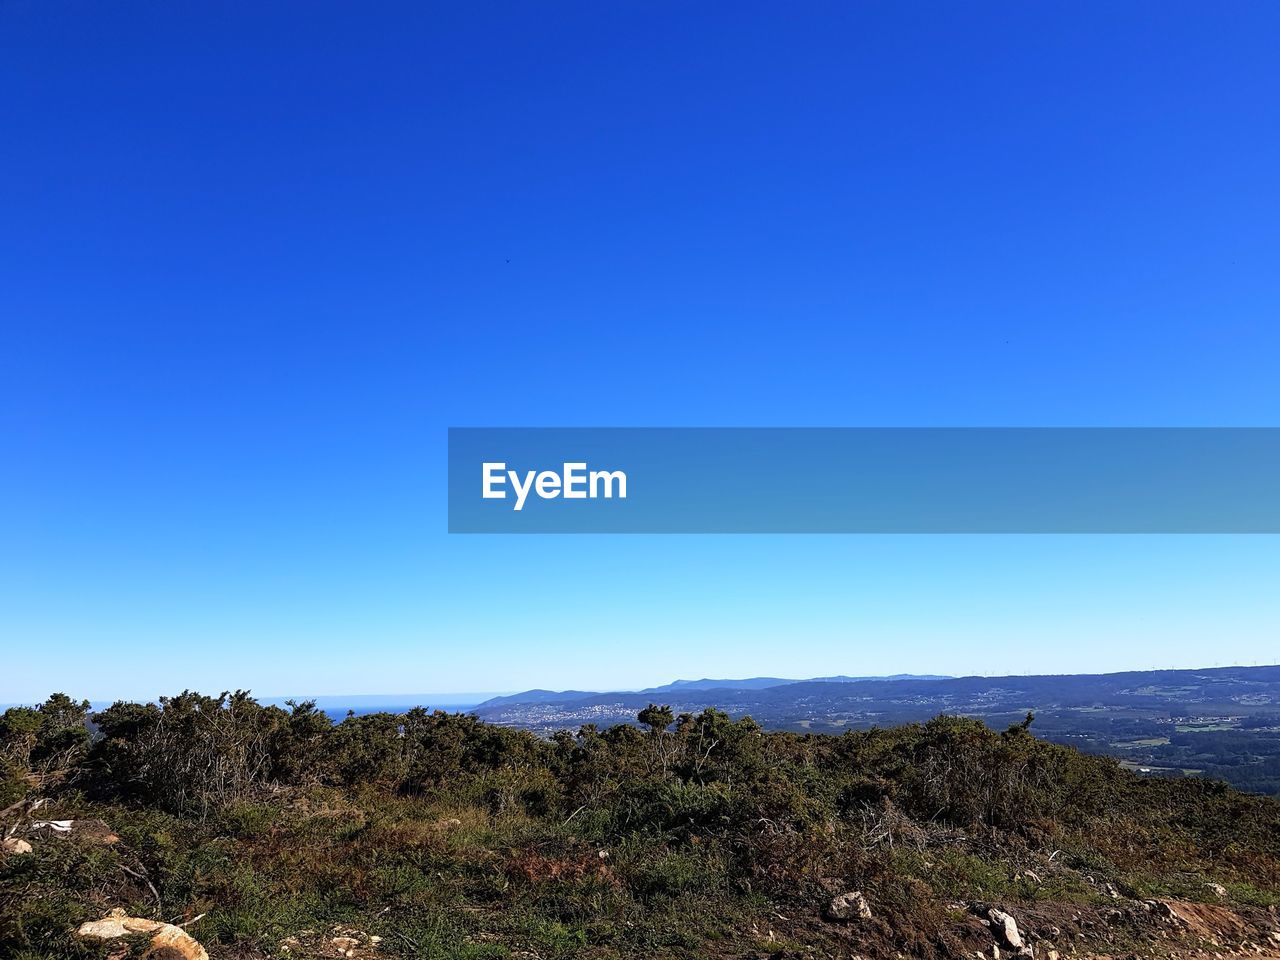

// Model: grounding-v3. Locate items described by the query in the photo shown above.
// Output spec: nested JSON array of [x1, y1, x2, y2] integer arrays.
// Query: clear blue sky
[[3, 2, 1279, 703]]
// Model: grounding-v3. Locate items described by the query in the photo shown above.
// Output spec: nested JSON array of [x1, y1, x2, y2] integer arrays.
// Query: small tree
[[1006, 711, 1035, 736], [637, 703, 674, 736]]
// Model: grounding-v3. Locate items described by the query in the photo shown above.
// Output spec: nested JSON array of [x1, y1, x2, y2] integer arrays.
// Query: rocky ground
[[4, 802, 1280, 960]]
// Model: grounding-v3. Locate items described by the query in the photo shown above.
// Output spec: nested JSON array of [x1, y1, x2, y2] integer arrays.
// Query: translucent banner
[[447, 428, 1280, 533]]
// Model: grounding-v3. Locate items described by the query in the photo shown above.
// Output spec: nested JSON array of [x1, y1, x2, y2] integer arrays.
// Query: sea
[[2, 694, 508, 722]]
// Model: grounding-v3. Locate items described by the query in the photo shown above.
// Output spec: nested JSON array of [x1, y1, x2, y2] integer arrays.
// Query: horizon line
[[5, 660, 1280, 710]]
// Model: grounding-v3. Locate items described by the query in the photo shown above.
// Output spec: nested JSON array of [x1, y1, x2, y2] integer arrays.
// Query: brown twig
[[119, 863, 162, 911]]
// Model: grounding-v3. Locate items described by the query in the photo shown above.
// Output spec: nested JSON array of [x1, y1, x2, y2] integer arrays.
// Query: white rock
[[988, 908, 1024, 950], [1, 837, 33, 855], [826, 890, 873, 921], [77, 908, 208, 960]]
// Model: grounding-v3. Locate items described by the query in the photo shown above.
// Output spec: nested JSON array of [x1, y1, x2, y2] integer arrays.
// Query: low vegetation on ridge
[[2, 692, 1279, 959]]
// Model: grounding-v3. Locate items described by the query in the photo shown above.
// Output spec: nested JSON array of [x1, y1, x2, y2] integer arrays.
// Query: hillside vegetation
[[472, 666, 1280, 796], [2, 692, 1279, 959]]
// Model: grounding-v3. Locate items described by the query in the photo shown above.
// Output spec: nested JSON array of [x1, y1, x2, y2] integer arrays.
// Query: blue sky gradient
[[2, 2, 1279, 701]]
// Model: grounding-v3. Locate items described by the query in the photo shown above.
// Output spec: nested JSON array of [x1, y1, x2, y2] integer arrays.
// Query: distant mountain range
[[476, 689, 601, 709], [475, 666, 1280, 723], [476, 673, 950, 709]]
